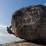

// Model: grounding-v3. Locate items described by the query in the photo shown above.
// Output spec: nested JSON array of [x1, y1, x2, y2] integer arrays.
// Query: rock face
[[3, 41, 46, 46], [11, 5, 46, 43]]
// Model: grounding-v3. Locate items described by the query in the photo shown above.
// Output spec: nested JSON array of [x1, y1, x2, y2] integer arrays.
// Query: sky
[[0, 0, 46, 44]]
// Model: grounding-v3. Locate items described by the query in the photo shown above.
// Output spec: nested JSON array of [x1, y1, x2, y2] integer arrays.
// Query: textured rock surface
[[11, 5, 46, 43], [3, 41, 46, 46]]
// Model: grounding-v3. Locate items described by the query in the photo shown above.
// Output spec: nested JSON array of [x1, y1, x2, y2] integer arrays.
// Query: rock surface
[[11, 5, 46, 43], [3, 41, 46, 46]]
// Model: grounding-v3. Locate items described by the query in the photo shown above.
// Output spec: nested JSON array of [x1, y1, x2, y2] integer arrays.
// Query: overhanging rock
[[11, 5, 46, 43]]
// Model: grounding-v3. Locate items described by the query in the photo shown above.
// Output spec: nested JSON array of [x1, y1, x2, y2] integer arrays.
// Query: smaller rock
[[3, 41, 46, 46]]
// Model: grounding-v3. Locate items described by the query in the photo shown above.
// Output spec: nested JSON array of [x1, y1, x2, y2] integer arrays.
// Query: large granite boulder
[[11, 5, 46, 43]]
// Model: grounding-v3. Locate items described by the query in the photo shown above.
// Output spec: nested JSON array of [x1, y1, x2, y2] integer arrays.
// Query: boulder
[[11, 5, 46, 43]]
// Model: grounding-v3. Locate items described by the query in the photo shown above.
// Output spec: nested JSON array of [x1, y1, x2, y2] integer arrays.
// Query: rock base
[[3, 40, 46, 46]]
